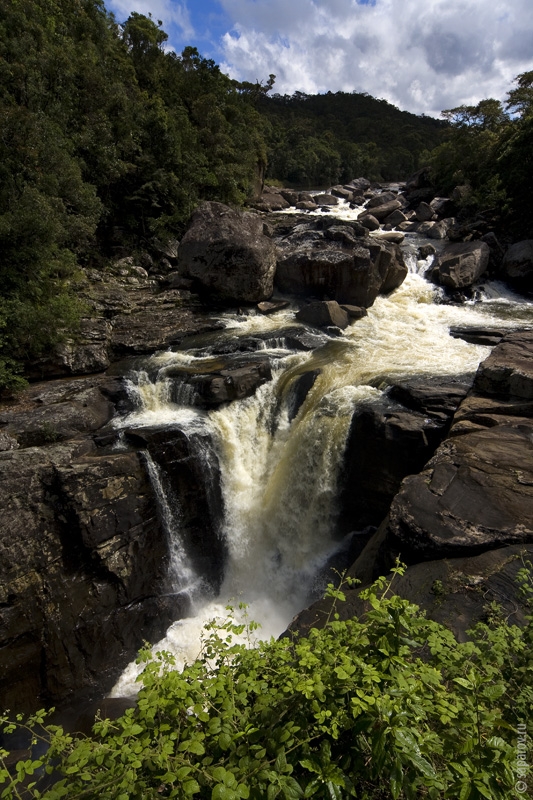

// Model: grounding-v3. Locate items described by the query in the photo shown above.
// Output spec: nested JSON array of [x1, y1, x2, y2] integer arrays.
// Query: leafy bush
[[1, 563, 532, 799]]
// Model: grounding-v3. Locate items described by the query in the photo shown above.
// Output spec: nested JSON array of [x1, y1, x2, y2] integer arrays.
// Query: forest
[[0, 0, 532, 388]]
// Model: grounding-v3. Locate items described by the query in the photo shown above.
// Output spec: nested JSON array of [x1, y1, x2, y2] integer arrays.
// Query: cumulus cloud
[[216, 0, 533, 116], [108, 0, 194, 40]]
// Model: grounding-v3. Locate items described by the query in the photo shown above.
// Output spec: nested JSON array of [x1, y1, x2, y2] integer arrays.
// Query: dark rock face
[[124, 426, 226, 593], [358, 199, 402, 223], [429, 241, 490, 289], [274, 220, 407, 307], [163, 355, 273, 407], [0, 376, 115, 448], [0, 443, 175, 712], [388, 425, 533, 559], [295, 301, 349, 330], [178, 201, 277, 303], [288, 545, 533, 643], [473, 330, 533, 399], [338, 376, 472, 532], [387, 332, 533, 561], [501, 240, 533, 293]]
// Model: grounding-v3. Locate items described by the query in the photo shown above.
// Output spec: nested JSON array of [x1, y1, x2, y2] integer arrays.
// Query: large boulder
[[178, 202, 277, 303], [473, 330, 533, 399], [163, 354, 273, 406], [387, 423, 533, 559], [501, 240, 533, 293], [295, 300, 349, 330], [358, 199, 402, 223], [275, 221, 407, 307], [429, 241, 490, 289]]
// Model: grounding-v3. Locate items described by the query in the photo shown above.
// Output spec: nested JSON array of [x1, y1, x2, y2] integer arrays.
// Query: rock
[[275, 222, 407, 308], [387, 423, 533, 559], [178, 202, 277, 303], [372, 231, 405, 245], [0, 377, 115, 448], [257, 300, 290, 314], [295, 201, 318, 211], [0, 442, 175, 712], [288, 544, 533, 642], [313, 193, 338, 206], [295, 301, 349, 329], [385, 209, 408, 226], [358, 199, 402, 222], [415, 201, 436, 222], [338, 376, 471, 532], [331, 186, 352, 200], [26, 318, 112, 381], [418, 244, 436, 259], [404, 167, 433, 193], [426, 220, 449, 240], [348, 177, 371, 192], [501, 240, 533, 293], [449, 327, 505, 346], [473, 330, 533, 399], [365, 191, 399, 209], [430, 197, 456, 218], [124, 426, 226, 593], [429, 241, 490, 289], [358, 214, 380, 231], [287, 370, 321, 421], [249, 186, 291, 212], [416, 221, 436, 235], [339, 305, 368, 320], [279, 189, 299, 205], [163, 355, 273, 406], [0, 432, 19, 451]]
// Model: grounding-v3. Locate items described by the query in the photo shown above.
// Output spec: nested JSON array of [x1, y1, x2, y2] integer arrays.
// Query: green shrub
[[1, 562, 531, 799]]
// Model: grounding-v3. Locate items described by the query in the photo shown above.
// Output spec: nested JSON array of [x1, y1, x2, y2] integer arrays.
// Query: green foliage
[[2, 563, 531, 799], [259, 91, 447, 185]]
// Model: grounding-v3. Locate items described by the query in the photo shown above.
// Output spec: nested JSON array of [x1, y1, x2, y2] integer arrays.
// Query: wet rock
[[178, 201, 277, 303], [429, 241, 490, 289], [164, 355, 273, 406], [388, 423, 533, 559], [339, 305, 368, 320], [313, 193, 338, 206], [287, 370, 321, 421], [124, 426, 226, 592], [296, 300, 349, 330], [385, 209, 408, 226], [257, 300, 291, 314], [249, 186, 291, 212], [0, 442, 172, 712], [279, 189, 299, 205], [295, 200, 318, 211], [449, 327, 505, 346], [501, 240, 533, 294], [473, 330, 533, 399], [415, 201, 436, 222], [358, 199, 402, 222], [358, 214, 380, 231], [331, 186, 353, 200], [275, 222, 406, 308]]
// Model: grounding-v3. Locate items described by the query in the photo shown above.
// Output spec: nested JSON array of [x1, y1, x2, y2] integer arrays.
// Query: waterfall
[[110, 232, 533, 697]]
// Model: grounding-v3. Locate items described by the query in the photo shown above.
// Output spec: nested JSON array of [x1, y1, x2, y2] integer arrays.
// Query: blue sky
[[107, 0, 533, 117]]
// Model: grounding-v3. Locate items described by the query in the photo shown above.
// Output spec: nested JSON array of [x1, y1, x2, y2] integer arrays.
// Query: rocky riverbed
[[1, 177, 533, 715]]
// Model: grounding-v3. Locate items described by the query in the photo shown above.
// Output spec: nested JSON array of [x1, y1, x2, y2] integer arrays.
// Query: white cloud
[[108, 0, 194, 40], [216, 0, 533, 116]]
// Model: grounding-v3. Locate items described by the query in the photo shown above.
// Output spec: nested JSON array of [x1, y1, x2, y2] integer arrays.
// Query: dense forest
[[0, 0, 532, 391]]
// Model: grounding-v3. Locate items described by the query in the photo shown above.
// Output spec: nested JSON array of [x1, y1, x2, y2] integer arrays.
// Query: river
[[109, 201, 533, 696]]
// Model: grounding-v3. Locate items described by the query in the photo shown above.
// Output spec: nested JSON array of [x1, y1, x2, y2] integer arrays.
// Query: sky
[[106, 0, 533, 117]]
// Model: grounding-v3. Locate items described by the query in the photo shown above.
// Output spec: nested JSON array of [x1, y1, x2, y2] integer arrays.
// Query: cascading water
[[110, 216, 533, 697]]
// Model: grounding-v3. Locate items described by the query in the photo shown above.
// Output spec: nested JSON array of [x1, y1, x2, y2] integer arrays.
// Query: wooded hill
[[1, 0, 532, 391]]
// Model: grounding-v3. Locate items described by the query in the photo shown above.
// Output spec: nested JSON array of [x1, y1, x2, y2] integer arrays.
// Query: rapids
[[110, 226, 533, 697]]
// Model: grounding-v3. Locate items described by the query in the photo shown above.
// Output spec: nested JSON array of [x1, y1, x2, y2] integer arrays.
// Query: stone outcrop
[[163, 354, 273, 406], [429, 241, 490, 289], [501, 240, 533, 294], [274, 219, 407, 307], [0, 442, 178, 712], [288, 544, 533, 643], [386, 332, 533, 561], [338, 376, 473, 532], [178, 201, 277, 303]]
